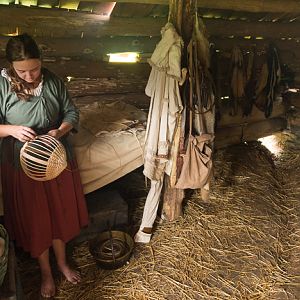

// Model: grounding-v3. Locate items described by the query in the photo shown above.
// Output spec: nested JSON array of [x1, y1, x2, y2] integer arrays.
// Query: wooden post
[[162, 0, 196, 222]]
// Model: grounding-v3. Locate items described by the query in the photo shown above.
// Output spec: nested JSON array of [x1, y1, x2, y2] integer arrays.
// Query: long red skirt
[[2, 159, 89, 258]]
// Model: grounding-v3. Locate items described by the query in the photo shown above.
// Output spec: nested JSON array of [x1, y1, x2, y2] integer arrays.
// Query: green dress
[[0, 68, 88, 257]]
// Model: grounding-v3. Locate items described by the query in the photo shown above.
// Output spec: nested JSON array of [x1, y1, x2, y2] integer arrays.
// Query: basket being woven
[[20, 134, 67, 181]]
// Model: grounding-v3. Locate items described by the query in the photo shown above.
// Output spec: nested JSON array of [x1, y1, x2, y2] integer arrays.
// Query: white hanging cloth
[[135, 23, 184, 243], [143, 22, 183, 181]]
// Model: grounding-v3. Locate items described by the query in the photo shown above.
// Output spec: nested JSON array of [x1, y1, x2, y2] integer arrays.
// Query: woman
[[0, 33, 89, 298]]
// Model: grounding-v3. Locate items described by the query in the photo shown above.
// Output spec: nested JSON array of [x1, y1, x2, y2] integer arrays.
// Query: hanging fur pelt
[[230, 46, 246, 115], [194, 16, 210, 71], [254, 44, 281, 117]]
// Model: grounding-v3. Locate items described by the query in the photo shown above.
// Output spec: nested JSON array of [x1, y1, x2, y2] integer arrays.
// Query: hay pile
[[19, 129, 300, 300]]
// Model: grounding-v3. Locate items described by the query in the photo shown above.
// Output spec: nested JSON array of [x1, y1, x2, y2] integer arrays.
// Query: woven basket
[[20, 134, 67, 181], [0, 225, 8, 287]]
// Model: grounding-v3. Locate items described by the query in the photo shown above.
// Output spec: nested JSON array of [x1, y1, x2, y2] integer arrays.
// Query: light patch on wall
[[105, 1, 116, 17], [0, 0, 13, 4], [38, 4, 52, 8], [107, 52, 139, 63], [66, 76, 74, 82], [19, 0, 37, 6], [4, 27, 19, 36], [59, 1, 78, 10]]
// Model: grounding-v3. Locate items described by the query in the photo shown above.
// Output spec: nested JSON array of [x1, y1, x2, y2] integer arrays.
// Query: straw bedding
[[18, 127, 300, 300]]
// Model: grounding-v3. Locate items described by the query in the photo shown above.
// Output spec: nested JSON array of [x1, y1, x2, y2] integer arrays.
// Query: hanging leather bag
[[175, 29, 214, 190], [174, 132, 213, 189]]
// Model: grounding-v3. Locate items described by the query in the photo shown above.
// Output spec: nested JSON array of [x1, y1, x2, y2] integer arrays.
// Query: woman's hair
[[5, 33, 41, 100], [6, 33, 41, 63]]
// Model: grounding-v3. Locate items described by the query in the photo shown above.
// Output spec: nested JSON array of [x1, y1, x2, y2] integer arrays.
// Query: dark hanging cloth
[[254, 44, 281, 118], [243, 49, 256, 116], [229, 46, 246, 116]]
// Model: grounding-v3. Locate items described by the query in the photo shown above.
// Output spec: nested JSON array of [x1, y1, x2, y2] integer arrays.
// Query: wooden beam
[[0, 36, 159, 60], [0, 6, 165, 38], [210, 37, 300, 54], [0, 58, 151, 79], [205, 18, 300, 39], [73, 0, 300, 14], [1, 6, 299, 39], [215, 117, 288, 149], [217, 101, 286, 128]]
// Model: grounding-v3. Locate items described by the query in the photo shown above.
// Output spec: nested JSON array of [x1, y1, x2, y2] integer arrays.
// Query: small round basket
[[0, 225, 8, 287], [20, 134, 67, 181], [89, 230, 134, 270]]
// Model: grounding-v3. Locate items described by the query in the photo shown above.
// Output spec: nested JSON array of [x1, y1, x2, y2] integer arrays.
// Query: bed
[[0, 100, 146, 215]]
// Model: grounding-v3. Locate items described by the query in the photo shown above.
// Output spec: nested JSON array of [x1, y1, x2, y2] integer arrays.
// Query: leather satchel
[[175, 133, 213, 189]]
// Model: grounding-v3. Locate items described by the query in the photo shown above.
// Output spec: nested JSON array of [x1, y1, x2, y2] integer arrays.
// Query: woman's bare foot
[[58, 264, 81, 284], [41, 273, 55, 298]]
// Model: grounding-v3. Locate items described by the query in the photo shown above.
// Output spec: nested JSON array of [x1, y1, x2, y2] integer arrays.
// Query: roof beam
[[76, 0, 300, 14], [205, 18, 300, 39], [0, 6, 299, 39]]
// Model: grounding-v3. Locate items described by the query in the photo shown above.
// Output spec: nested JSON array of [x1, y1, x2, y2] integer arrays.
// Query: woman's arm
[[0, 124, 36, 142]]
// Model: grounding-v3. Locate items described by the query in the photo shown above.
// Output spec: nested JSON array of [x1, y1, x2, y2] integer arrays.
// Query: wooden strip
[[217, 101, 286, 128], [0, 6, 300, 38], [68, 0, 300, 14], [215, 116, 288, 149]]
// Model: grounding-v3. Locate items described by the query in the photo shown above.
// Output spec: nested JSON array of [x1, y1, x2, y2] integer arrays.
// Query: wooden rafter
[[1, 6, 299, 39], [74, 0, 300, 14]]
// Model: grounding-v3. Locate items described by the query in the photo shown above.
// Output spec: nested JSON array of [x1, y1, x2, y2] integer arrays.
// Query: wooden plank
[[205, 18, 300, 39], [215, 117, 288, 149], [0, 6, 300, 39], [74, 0, 300, 14], [242, 117, 287, 141], [66, 76, 148, 95], [0, 36, 159, 60], [217, 101, 286, 128], [0, 58, 151, 80], [0, 6, 165, 38], [210, 37, 300, 55]]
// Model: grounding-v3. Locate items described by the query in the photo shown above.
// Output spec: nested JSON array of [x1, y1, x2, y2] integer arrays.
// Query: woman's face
[[12, 59, 42, 84]]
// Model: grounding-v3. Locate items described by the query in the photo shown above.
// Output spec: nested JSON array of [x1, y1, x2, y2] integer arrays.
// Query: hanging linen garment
[[135, 23, 183, 243], [143, 22, 183, 180]]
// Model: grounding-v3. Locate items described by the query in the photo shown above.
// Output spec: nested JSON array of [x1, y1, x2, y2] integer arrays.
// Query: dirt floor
[[14, 116, 300, 299]]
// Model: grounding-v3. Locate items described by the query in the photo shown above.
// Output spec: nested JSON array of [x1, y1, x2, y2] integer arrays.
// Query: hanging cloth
[[143, 22, 183, 181], [135, 23, 184, 243]]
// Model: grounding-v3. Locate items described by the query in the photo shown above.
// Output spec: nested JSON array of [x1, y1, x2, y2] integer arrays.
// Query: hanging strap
[[187, 33, 206, 136]]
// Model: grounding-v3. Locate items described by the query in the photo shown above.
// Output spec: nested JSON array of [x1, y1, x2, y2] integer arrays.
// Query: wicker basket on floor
[[0, 225, 8, 287], [20, 134, 67, 181]]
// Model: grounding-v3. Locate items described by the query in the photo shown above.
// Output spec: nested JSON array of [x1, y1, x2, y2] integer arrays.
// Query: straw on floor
[[19, 128, 300, 300]]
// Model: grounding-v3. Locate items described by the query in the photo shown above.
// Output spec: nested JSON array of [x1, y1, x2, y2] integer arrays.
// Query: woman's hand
[[47, 123, 73, 139], [10, 125, 36, 142], [47, 129, 62, 139]]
